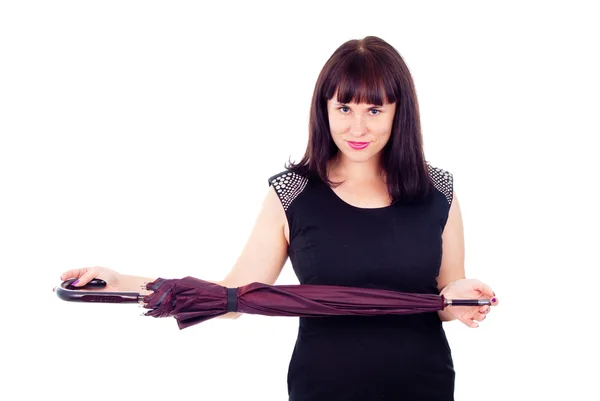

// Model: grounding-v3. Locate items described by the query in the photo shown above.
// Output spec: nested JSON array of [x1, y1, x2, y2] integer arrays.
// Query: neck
[[329, 153, 384, 181]]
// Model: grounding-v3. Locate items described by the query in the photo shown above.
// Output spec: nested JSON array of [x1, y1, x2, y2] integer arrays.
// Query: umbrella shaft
[[446, 299, 489, 306]]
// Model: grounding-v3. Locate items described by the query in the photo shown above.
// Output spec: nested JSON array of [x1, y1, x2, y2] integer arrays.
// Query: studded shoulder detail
[[427, 164, 453, 205], [269, 171, 309, 211]]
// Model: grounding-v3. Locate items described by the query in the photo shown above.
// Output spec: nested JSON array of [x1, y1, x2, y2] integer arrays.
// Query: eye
[[369, 109, 381, 116], [339, 106, 350, 114]]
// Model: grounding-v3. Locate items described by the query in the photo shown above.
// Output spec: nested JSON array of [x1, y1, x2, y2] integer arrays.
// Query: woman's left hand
[[440, 279, 498, 328]]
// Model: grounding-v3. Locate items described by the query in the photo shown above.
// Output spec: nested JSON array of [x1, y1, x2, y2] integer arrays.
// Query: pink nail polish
[[491, 297, 496, 303]]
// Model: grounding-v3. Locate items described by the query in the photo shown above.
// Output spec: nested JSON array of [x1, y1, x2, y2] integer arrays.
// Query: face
[[327, 95, 396, 165]]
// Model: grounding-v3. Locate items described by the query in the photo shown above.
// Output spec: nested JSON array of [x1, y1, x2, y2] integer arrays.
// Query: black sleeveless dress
[[268, 164, 456, 401]]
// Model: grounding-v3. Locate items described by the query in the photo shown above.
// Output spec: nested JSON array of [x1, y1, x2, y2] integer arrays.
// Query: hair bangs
[[325, 52, 398, 106]]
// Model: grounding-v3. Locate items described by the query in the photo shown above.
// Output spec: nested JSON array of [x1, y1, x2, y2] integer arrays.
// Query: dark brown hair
[[287, 36, 431, 204]]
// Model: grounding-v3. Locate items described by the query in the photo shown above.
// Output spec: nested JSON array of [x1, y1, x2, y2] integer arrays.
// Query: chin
[[339, 150, 376, 163]]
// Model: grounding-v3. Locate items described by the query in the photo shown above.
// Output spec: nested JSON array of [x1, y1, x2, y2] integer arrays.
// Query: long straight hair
[[287, 36, 431, 204]]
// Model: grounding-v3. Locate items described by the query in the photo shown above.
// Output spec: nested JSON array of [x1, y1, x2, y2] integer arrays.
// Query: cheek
[[329, 118, 348, 135], [372, 119, 394, 138]]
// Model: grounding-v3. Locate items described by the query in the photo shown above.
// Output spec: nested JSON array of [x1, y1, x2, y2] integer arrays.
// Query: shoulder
[[267, 170, 310, 211], [426, 162, 454, 205]]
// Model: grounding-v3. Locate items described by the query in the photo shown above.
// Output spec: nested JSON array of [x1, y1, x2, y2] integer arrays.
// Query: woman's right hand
[[59, 266, 124, 292]]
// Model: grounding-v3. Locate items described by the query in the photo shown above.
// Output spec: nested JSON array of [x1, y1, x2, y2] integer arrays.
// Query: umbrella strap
[[226, 287, 238, 312]]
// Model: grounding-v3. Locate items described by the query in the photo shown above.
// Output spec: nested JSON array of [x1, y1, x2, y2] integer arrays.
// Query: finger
[[71, 267, 100, 287], [460, 316, 479, 328], [474, 280, 495, 298], [466, 319, 479, 328], [479, 305, 490, 314], [60, 268, 90, 281], [474, 312, 487, 322]]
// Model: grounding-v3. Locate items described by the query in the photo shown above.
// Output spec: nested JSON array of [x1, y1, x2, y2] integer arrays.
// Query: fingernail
[[493, 292, 496, 296], [491, 297, 497, 303], [71, 279, 79, 286]]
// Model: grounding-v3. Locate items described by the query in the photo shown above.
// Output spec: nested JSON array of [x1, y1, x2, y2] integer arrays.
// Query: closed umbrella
[[57, 276, 491, 330]]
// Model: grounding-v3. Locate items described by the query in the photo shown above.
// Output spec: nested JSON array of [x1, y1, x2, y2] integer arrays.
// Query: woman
[[59, 36, 497, 400]]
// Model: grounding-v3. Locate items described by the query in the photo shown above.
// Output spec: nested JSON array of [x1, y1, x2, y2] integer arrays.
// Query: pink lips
[[347, 141, 370, 150]]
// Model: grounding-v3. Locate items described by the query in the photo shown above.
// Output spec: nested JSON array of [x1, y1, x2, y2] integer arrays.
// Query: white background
[[1, 1, 598, 400]]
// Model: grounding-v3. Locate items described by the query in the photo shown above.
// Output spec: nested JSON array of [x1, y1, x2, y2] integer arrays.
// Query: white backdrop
[[1, 1, 598, 400]]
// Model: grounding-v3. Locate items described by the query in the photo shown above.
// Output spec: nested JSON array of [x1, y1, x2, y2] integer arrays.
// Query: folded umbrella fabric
[[142, 276, 449, 330]]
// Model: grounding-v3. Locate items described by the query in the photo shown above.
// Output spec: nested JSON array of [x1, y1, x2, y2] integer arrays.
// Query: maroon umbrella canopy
[[141, 276, 489, 330]]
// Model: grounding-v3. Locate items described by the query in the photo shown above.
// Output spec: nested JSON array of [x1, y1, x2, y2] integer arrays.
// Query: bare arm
[[436, 192, 466, 322], [216, 185, 289, 318], [113, 186, 287, 319]]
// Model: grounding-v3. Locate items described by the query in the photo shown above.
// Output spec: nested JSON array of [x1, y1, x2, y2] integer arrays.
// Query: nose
[[350, 116, 367, 137]]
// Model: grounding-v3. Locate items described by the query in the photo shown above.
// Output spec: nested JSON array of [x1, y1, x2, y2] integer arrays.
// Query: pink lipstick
[[347, 141, 370, 150]]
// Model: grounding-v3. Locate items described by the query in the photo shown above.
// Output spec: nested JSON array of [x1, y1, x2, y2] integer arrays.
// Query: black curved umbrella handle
[[56, 278, 144, 303]]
